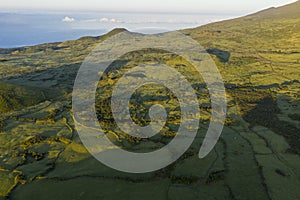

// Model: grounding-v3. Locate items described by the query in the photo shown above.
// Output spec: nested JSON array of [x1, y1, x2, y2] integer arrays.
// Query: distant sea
[[0, 11, 239, 48]]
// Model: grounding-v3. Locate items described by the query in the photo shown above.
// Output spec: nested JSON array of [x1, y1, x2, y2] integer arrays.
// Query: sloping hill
[[183, 0, 300, 52], [181, 1, 300, 87], [0, 81, 46, 113]]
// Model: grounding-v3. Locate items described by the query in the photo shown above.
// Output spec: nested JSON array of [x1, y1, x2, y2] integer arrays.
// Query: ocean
[[0, 11, 239, 48]]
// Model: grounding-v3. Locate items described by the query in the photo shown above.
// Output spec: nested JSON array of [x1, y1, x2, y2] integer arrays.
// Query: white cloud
[[100, 17, 120, 23], [62, 16, 75, 22], [100, 17, 109, 22]]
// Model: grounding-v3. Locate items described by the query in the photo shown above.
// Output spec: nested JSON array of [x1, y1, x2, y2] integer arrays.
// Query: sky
[[0, 0, 298, 14]]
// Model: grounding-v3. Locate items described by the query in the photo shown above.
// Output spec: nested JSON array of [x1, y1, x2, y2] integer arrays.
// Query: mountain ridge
[[1, 1, 299, 51]]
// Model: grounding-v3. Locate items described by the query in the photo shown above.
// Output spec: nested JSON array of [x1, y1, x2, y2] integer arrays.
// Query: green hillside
[[0, 1, 299, 199], [0, 82, 46, 114], [182, 0, 300, 86]]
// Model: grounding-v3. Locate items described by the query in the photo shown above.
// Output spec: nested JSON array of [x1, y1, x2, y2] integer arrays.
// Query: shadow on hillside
[[207, 48, 231, 63], [243, 95, 300, 154]]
